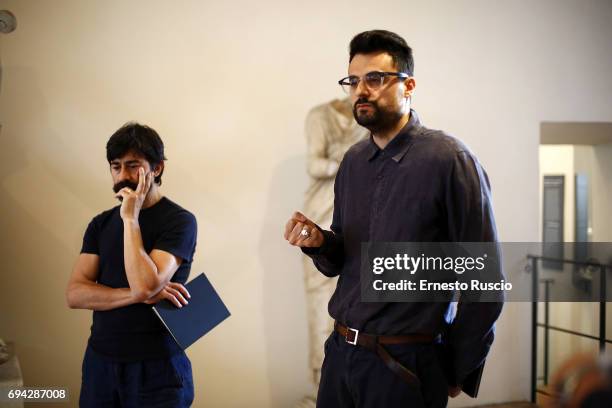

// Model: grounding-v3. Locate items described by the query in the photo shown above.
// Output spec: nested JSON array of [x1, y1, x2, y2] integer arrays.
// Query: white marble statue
[[298, 98, 368, 407]]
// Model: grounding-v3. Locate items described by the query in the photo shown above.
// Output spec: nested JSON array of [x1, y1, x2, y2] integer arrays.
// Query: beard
[[353, 98, 403, 133], [113, 180, 139, 201]]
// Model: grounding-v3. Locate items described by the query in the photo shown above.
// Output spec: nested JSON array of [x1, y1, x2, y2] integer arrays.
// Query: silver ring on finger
[[300, 227, 311, 239]]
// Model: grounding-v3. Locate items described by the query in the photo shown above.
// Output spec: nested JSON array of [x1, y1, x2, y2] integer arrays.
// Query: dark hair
[[106, 122, 167, 185], [349, 30, 414, 76]]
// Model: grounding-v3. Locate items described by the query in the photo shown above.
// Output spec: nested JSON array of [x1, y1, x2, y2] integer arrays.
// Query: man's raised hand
[[284, 211, 324, 248]]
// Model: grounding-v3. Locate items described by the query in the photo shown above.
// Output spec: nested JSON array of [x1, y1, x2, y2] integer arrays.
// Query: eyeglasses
[[338, 71, 409, 94]]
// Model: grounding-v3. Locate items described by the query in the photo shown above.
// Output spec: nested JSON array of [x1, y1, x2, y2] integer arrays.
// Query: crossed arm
[[67, 168, 191, 311], [65, 244, 189, 311]]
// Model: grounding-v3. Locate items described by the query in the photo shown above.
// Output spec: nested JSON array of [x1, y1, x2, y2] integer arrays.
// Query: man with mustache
[[66, 123, 197, 407], [285, 30, 502, 407]]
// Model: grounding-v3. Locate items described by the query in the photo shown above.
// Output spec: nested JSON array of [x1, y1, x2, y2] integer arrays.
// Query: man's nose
[[119, 166, 133, 180], [355, 78, 370, 98]]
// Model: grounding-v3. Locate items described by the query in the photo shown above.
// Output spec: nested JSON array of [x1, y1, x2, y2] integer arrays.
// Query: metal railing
[[527, 255, 611, 403]]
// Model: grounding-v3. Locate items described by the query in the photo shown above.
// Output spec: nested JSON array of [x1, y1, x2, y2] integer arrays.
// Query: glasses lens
[[340, 76, 358, 94], [364, 72, 384, 89]]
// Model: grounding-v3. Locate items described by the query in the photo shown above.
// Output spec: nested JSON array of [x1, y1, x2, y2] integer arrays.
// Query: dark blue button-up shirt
[[303, 109, 503, 385]]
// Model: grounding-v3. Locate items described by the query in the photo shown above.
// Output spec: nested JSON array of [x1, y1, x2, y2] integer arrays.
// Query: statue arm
[[305, 110, 340, 179]]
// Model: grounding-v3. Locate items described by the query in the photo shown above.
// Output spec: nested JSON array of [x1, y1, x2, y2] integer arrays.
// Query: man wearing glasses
[[285, 30, 502, 407]]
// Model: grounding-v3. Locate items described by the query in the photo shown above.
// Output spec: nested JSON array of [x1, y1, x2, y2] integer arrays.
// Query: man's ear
[[404, 77, 416, 98], [153, 162, 164, 179]]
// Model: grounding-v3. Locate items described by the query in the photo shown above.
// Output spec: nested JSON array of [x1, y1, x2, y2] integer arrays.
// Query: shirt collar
[[366, 109, 422, 162]]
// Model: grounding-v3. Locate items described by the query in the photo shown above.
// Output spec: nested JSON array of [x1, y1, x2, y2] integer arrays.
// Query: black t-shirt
[[80, 196, 197, 361]]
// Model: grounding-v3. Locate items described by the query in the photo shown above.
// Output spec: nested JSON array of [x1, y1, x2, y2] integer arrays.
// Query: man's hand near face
[[115, 167, 153, 221], [284, 211, 324, 248]]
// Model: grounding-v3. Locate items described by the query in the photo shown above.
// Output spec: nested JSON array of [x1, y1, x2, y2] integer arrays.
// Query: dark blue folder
[[152, 273, 231, 349]]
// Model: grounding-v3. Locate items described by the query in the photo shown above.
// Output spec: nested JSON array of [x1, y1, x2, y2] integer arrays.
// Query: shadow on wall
[[0, 67, 96, 405], [258, 153, 312, 408]]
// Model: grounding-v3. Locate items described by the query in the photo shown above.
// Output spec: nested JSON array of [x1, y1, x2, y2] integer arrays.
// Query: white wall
[[591, 144, 612, 243], [1, 1, 611, 407]]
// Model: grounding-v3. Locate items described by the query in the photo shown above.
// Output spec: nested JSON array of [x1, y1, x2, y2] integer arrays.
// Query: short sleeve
[[80, 218, 100, 255], [153, 211, 197, 263]]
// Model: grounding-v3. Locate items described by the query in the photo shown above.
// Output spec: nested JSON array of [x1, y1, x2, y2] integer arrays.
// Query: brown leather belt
[[334, 322, 436, 387]]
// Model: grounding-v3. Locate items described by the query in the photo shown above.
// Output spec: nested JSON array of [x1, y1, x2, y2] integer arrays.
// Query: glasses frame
[[338, 71, 410, 94]]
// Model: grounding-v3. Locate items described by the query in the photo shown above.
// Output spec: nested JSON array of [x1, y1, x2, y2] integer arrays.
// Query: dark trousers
[[317, 331, 449, 408], [79, 345, 194, 408]]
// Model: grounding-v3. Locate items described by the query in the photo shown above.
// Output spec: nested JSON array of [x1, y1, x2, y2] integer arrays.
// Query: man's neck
[[142, 187, 163, 209], [372, 112, 410, 150]]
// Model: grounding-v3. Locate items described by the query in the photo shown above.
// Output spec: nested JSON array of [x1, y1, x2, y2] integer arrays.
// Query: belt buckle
[[345, 327, 359, 345]]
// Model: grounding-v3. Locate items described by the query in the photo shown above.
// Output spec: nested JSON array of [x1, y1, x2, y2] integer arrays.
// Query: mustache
[[354, 98, 375, 108], [113, 180, 139, 194]]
